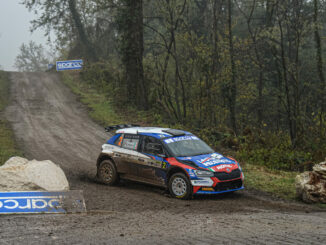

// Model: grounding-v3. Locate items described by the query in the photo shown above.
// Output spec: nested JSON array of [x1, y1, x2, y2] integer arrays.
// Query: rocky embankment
[[296, 159, 326, 203]]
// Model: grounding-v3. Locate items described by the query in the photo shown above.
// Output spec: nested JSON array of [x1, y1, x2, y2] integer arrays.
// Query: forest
[[22, 0, 326, 171]]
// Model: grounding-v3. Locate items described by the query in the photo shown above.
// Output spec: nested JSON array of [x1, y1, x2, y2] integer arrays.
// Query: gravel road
[[1, 72, 325, 244]]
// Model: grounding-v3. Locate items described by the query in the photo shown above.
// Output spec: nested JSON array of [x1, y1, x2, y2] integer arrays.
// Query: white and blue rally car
[[97, 125, 244, 199]]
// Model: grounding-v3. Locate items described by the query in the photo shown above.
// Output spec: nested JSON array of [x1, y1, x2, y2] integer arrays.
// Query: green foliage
[[0, 120, 22, 166], [243, 163, 297, 200], [80, 61, 127, 106], [237, 131, 313, 171], [0, 71, 9, 111], [194, 127, 230, 150], [62, 71, 123, 126], [0, 71, 22, 165]]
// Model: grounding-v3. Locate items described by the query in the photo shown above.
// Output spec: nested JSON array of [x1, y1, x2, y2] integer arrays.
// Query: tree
[[14, 41, 50, 72], [68, 0, 97, 61], [117, 0, 147, 109], [227, 0, 238, 135], [313, 0, 326, 135], [21, 0, 326, 163], [22, 0, 97, 61]]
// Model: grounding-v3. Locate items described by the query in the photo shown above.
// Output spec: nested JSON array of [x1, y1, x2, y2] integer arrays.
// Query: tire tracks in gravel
[[1, 71, 325, 244]]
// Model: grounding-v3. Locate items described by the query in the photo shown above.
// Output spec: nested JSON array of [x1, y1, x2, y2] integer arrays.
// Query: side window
[[142, 136, 164, 155], [121, 134, 140, 150], [114, 134, 124, 146]]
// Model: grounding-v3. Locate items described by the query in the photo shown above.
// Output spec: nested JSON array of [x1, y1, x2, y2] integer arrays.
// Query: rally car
[[96, 125, 244, 199]]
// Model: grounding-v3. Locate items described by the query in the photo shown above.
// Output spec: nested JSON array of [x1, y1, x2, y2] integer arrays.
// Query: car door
[[137, 136, 167, 186], [114, 133, 141, 177]]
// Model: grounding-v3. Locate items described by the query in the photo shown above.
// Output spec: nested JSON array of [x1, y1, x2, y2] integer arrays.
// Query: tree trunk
[[227, 0, 237, 135], [279, 20, 296, 148], [68, 0, 96, 61], [246, 0, 264, 126], [123, 0, 147, 110], [314, 0, 326, 135]]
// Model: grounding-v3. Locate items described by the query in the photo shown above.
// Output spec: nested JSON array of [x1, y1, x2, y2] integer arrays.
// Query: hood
[[177, 152, 238, 172]]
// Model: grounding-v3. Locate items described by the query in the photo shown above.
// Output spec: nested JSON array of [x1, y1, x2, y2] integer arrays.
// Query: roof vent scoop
[[105, 124, 139, 132], [162, 129, 186, 136]]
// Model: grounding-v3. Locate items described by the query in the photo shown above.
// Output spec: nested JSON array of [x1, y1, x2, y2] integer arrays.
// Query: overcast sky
[[0, 0, 48, 71]]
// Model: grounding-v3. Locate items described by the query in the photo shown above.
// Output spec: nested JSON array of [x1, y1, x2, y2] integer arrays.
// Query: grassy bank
[[62, 71, 155, 127], [62, 72, 123, 126], [0, 71, 21, 165], [61, 72, 299, 200], [243, 163, 297, 200]]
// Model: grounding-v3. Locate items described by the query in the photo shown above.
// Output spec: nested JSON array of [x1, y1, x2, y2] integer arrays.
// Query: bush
[[80, 61, 126, 106], [237, 131, 313, 171]]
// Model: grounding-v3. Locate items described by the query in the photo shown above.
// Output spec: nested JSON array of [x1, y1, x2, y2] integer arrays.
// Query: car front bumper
[[192, 177, 244, 194], [195, 186, 244, 195]]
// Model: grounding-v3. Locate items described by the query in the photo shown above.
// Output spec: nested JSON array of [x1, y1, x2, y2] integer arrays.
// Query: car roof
[[115, 127, 192, 139]]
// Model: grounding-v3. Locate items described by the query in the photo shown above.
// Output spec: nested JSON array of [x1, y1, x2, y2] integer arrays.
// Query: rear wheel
[[97, 160, 119, 185], [169, 172, 192, 199]]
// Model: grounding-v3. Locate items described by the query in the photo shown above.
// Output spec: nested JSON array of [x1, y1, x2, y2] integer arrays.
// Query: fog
[[0, 0, 48, 71]]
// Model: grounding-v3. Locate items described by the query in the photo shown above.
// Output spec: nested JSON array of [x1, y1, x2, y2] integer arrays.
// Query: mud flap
[[0, 190, 86, 214]]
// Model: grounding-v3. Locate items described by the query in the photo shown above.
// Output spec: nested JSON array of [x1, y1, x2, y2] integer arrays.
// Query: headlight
[[194, 170, 214, 177], [237, 163, 242, 171]]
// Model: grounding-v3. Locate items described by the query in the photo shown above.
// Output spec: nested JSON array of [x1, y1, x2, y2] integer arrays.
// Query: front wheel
[[97, 160, 120, 185], [168, 172, 192, 200]]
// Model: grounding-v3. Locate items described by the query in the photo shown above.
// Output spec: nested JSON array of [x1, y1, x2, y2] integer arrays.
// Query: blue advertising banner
[[56, 60, 83, 71], [0, 191, 86, 214]]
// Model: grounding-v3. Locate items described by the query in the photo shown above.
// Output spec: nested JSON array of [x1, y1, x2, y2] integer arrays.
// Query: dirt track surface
[[1, 72, 326, 244]]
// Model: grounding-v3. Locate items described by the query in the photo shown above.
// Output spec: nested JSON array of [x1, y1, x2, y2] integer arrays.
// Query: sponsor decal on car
[[146, 160, 162, 168], [211, 153, 224, 159], [178, 153, 235, 168], [161, 162, 167, 169], [212, 164, 234, 171], [197, 158, 234, 167], [103, 144, 114, 151], [163, 136, 199, 144], [187, 169, 196, 178]]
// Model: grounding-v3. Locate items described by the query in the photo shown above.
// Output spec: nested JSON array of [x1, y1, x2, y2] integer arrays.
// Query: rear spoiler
[[105, 124, 140, 132]]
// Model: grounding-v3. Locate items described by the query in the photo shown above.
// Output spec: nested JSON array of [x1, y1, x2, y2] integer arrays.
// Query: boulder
[[313, 160, 326, 180], [0, 157, 69, 192], [295, 159, 326, 204]]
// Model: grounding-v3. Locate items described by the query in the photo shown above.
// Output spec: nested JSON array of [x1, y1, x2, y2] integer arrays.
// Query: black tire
[[97, 160, 120, 185], [168, 172, 192, 200]]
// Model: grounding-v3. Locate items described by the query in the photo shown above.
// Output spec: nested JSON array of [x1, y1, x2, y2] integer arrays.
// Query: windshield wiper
[[188, 152, 214, 157]]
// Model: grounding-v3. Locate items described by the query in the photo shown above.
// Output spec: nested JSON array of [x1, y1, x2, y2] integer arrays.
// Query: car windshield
[[163, 135, 214, 157]]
